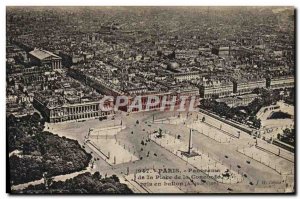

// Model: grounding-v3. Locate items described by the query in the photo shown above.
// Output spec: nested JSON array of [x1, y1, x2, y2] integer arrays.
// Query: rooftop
[[29, 48, 61, 60]]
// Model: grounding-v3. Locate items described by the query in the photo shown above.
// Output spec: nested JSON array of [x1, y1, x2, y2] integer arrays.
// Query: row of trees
[[200, 88, 294, 129], [200, 98, 263, 129], [13, 172, 133, 194]]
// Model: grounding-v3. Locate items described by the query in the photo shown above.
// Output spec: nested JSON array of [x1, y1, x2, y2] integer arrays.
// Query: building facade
[[173, 72, 201, 82], [268, 76, 294, 90], [33, 93, 114, 123], [233, 78, 266, 95], [200, 79, 233, 99], [29, 48, 62, 71]]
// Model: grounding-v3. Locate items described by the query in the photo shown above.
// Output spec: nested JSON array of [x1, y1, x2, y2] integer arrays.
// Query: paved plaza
[[44, 109, 294, 193]]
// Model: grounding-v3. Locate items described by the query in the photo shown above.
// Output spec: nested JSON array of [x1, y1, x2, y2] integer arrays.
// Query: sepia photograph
[[5, 5, 295, 194]]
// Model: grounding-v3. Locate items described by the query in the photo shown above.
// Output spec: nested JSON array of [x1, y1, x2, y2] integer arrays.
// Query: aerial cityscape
[[6, 6, 295, 194]]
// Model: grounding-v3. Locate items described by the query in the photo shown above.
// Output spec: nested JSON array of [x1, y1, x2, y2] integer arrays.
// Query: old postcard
[[6, 6, 295, 194]]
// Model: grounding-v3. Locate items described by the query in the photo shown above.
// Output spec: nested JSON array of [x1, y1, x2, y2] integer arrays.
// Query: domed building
[[167, 62, 180, 72]]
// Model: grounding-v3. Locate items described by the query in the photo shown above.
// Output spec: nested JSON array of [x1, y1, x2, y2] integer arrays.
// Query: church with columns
[[29, 48, 62, 71]]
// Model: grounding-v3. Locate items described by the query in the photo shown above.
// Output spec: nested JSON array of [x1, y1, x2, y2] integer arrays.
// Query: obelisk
[[188, 129, 193, 154]]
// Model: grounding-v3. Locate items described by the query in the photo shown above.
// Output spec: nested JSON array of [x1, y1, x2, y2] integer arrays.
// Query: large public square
[[45, 109, 294, 193]]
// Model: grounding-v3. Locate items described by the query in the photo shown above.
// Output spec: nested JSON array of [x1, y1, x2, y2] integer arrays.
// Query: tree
[[213, 102, 230, 117], [252, 117, 261, 129], [277, 133, 281, 139], [111, 174, 119, 182], [93, 172, 102, 180], [280, 128, 295, 146], [8, 116, 92, 185]]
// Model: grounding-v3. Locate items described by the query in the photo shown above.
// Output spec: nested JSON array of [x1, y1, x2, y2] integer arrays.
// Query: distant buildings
[[268, 76, 294, 90], [199, 78, 233, 99], [6, 89, 35, 117], [175, 49, 199, 60], [200, 75, 295, 100], [233, 77, 266, 95], [173, 71, 200, 82], [29, 48, 62, 71], [69, 66, 200, 113], [6, 7, 295, 121]]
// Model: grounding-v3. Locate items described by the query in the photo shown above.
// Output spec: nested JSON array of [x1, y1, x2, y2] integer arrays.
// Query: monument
[[181, 129, 199, 157]]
